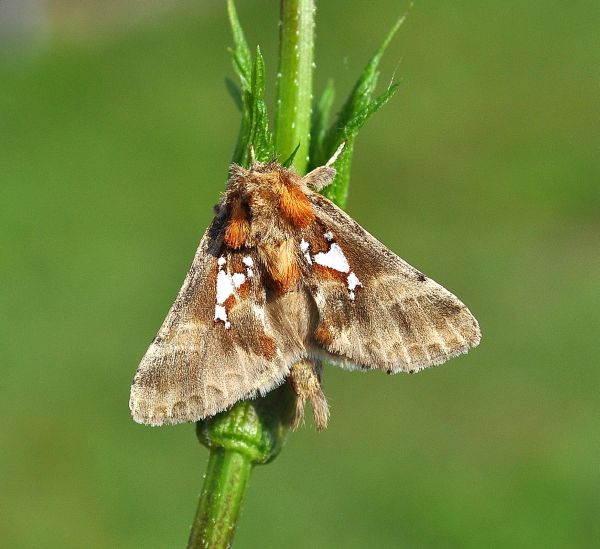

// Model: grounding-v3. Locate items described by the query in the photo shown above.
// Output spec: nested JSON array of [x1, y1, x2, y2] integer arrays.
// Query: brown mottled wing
[[304, 193, 481, 373], [130, 226, 309, 426]]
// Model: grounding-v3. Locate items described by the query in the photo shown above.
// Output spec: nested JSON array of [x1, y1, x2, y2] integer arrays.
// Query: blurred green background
[[2, 1, 599, 547]]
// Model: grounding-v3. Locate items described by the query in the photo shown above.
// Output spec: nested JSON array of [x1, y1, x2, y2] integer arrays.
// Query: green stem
[[188, 2, 315, 547], [275, 0, 315, 173], [188, 449, 252, 548], [189, 383, 295, 548]]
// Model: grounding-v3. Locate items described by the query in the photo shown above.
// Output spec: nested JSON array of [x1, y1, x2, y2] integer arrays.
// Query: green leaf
[[228, 3, 275, 168], [332, 16, 404, 137], [320, 139, 355, 207], [320, 83, 400, 207], [227, 0, 252, 92], [343, 82, 401, 137], [246, 46, 275, 165], [309, 79, 335, 166], [313, 16, 405, 207], [282, 142, 301, 167]]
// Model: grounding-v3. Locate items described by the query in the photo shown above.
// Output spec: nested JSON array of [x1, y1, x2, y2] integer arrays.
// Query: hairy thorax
[[221, 164, 315, 294]]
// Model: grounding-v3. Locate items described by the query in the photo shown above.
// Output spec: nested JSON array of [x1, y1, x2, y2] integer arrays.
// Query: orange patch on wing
[[236, 279, 250, 299], [279, 182, 315, 228], [267, 239, 301, 293], [223, 294, 236, 312], [224, 200, 251, 249], [257, 334, 277, 360], [306, 231, 329, 254], [313, 263, 348, 283], [314, 323, 334, 346], [228, 254, 245, 272]]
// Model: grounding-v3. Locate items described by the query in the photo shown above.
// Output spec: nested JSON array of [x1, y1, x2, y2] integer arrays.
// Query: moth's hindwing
[[303, 193, 481, 373], [129, 226, 307, 426]]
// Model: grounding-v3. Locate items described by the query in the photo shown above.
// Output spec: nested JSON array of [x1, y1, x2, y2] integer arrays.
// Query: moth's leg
[[303, 141, 346, 190], [302, 166, 336, 191], [289, 359, 329, 430]]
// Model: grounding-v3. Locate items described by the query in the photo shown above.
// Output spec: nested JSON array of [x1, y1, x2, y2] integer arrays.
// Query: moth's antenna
[[250, 145, 257, 167], [326, 142, 346, 167]]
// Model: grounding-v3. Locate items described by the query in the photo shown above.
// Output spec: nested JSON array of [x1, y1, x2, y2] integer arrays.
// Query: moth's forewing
[[129, 232, 306, 426], [303, 192, 481, 373]]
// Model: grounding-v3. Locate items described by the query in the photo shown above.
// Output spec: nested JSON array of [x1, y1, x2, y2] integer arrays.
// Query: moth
[[130, 147, 481, 430]]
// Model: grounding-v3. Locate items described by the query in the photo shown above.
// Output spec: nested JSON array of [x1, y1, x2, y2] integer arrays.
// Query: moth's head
[[229, 161, 302, 194], [229, 160, 335, 195], [226, 161, 311, 233]]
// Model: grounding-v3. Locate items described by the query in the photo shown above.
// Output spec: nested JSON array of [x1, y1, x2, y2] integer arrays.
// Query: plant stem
[[189, 2, 316, 547], [188, 449, 252, 548], [189, 383, 295, 548], [275, 0, 315, 172]]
